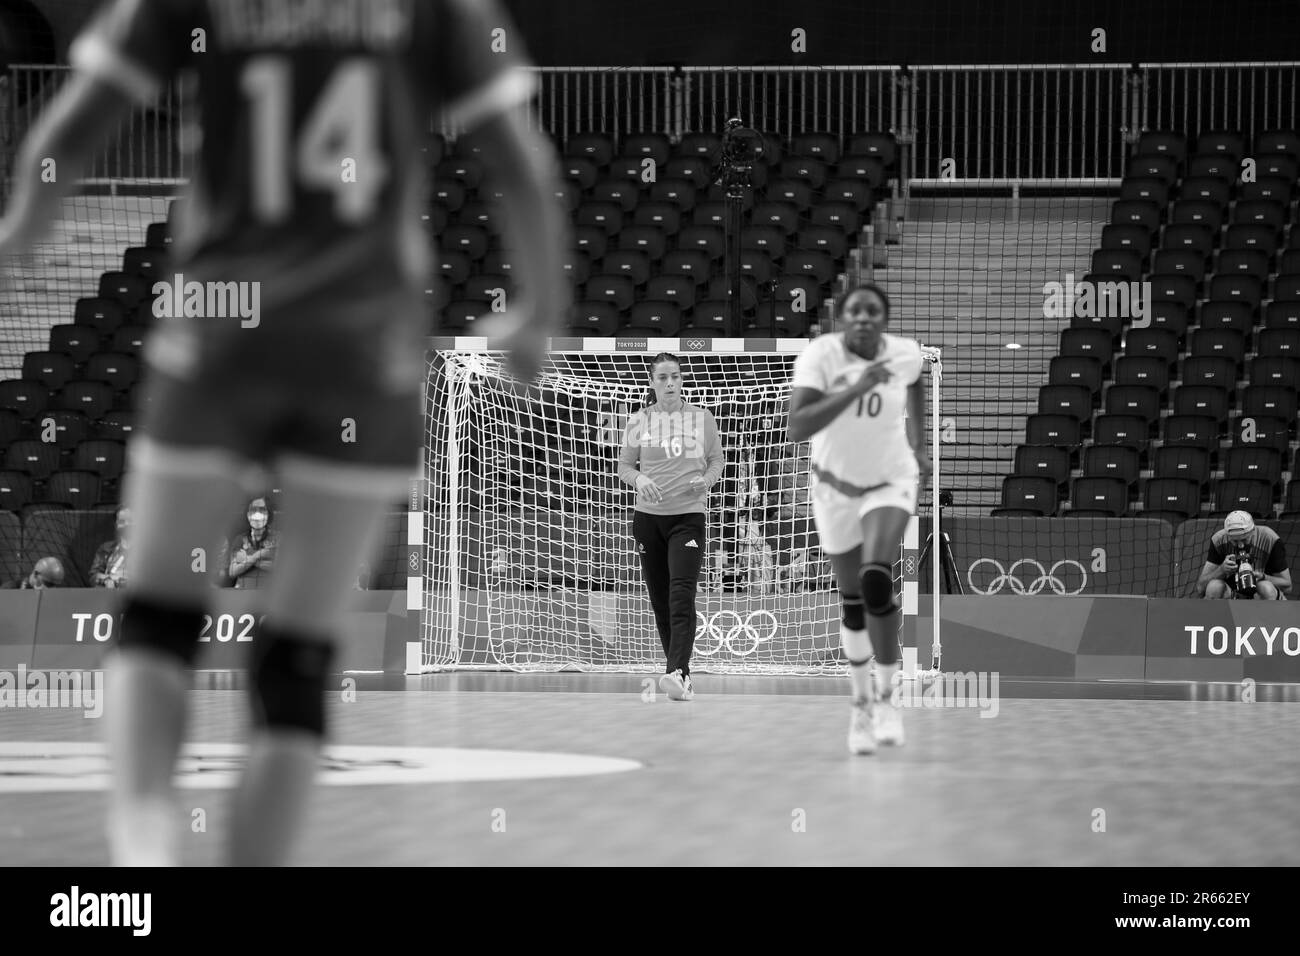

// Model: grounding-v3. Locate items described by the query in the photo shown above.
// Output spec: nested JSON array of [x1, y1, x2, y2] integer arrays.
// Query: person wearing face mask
[[224, 498, 279, 590], [90, 507, 132, 589], [2, 556, 66, 589]]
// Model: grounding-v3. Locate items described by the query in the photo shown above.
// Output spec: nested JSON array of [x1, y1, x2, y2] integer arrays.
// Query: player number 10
[[241, 56, 388, 224], [856, 393, 882, 417]]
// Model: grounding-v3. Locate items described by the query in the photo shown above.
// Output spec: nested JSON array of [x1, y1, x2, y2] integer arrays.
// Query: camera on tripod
[[713, 118, 764, 192], [1233, 545, 1257, 595]]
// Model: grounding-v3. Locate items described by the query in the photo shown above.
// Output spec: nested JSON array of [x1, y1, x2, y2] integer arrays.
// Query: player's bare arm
[[907, 377, 931, 477], [786, 360, 892, 442], [0, 74, 137, 254], [463, 111, 571, 381]]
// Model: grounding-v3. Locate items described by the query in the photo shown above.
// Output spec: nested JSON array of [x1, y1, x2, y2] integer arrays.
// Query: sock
[[840, 625, 874, 701], [875, 662, 900, 703]]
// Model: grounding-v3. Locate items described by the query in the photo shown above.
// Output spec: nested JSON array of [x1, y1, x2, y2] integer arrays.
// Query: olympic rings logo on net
[[694, 610, 779, 656], [966, 558, 1089, 596]]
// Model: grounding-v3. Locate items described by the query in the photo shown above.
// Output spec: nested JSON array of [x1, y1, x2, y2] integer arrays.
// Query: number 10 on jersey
[[856, 392, 882, 417]]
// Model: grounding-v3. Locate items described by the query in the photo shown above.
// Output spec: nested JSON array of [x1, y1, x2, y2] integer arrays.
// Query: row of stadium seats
[[998, 473, 1300, 521]]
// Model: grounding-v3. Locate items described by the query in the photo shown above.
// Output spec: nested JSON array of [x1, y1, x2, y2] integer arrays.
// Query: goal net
[[417, 338, 941, 673]]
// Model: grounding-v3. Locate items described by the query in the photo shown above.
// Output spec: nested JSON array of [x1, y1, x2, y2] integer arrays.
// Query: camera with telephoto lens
[[1233, 545, 1257, 595]]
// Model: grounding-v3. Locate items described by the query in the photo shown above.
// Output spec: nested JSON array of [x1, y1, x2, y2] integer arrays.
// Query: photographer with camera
[[1196, 511, 1291, 600]]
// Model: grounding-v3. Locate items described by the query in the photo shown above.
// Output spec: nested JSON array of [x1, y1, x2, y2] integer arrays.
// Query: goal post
[[414, 335, 942, 675]]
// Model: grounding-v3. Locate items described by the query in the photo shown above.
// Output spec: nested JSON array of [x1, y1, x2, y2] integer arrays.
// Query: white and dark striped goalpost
[[901, 345, 943, 682]]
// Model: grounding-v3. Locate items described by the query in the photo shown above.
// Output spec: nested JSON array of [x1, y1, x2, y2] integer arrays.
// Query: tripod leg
[[940, 532, 964, 595]]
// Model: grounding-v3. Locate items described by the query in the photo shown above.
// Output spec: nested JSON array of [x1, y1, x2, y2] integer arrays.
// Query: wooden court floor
[[2, 673, 1299, 866]]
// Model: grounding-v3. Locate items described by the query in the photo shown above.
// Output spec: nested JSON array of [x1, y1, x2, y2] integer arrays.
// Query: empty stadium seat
[[1231, 415, 1291, 456], [84, 353, 139, 393], [1137, 131, 1187, 163], [1092, 414, 1151, 453], [1068, 476, 1129, 517], [145, 222, 171, 248], [1257, 327, 1300, 357], [1123, 327, 1179, 365], [1250, 356, 1300, 389], [1152, 446, 1211, 485], [598, 251, 651, 286], [0, 410, 22, 446], [634, 203, 683, 235], [43, 471, 102, 509], [582, 276, 636, 311], [1048, 356, 1103, 392], [1023, 414, 1081, 448], [1171, 384, 1230, 423], [1162, 414, 1221, 455], [1100, 223, 1153, 258], [626, 302, 683, 336], [1223, 446, 1283, 490], [122, 246, 167, 281], [1083, 444, 1141, 486], [672, 133, 718, 162], [649, 179, 697, 210], [1152, 248, 1206, 280], [569, 303, 619, 337], [21, 352, 76, 391], [1104, 384, 1161, 423], [846, 132, 897, 166], [4, 440, 59, 480], [1214, 479, 1274, 519], [1180, 355, 1238, 392], [1188, 328, 1246, 367], [1162, 223, 1215, 257], [1198, 300, 1255, 337], [98, 272, 150, 309], [618, 225, 669, 260], [1241, 386, 1299, 426], [645, 276, 698, 312], [1037, 384, 1093, 422], [1112, 355, 1170, 392], [625, 132, 673, 165], [1120, 178, 1169, 206], [565, 132, 615, 167], [0, 380, 50, 421], [0, 471, 34, 512], [676, 225, 725, 258], [1143, 478, 1202, 521], [48, 325, 101, 364], [1014, 445, 1072, 486], [996, 476, 1057, 516], [41, 410, 90, 452], [750, 301, 811, 338], [74, 297, 126, 335], [1127, 153, 1177, 185], [1060, 327, 1114, 365]]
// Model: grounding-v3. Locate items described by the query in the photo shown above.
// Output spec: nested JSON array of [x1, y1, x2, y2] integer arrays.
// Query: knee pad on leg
[[859, 563, 898, 617], [118, 598, 206, 667], [840, 594, 865, 631], [250, 630, 334, 737]]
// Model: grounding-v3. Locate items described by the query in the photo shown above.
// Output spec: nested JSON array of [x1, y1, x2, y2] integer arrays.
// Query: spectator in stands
[[2, 556, 66, 589], [1197, 510, 1290, 600], [224, 497, 279, 590], [90, 506, 131, 588]]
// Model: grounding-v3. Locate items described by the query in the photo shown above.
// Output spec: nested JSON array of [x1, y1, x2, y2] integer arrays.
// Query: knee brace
[[859, 563, 898, 616], [118, 598, 207, 667], [250, 630, 334, 737], [840, 594, 865, 631]]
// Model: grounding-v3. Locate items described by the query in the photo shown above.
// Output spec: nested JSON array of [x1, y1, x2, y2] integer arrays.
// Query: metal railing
[[4, 62, 1299, 191], [2, 65, 191, 191]]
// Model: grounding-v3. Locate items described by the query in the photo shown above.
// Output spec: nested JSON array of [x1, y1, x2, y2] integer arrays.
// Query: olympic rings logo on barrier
[[694, 610, 779, 656], [967, 558, 1088, 596]]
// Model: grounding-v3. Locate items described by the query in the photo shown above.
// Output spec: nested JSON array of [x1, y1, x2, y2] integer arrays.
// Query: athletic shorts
[[136, 313, 424, 490], [811, 477, 917, 555]]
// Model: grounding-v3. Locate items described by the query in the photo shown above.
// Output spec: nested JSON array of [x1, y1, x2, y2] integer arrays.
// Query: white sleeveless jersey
[[790, 331, 924, 493]]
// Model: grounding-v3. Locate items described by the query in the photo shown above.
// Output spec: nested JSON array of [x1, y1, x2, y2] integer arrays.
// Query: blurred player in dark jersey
[[0, 0, 569, 864]]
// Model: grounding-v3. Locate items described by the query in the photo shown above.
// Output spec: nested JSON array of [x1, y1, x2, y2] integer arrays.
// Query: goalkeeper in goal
[[618, 353, 724, 701], [787, 284, 930, 756]]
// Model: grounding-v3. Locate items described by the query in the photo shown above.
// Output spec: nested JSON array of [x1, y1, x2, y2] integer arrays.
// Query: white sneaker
[[680, 674, 695, 701], [873, 699, 905, 746], [848, 698, 876, 755], [660, 669, 686, 701]]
